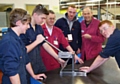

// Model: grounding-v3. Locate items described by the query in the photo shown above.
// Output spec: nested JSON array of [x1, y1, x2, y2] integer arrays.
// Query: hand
[[65, 37, 72, 42], [57, 58, 65, 67], [36, 34, 45, 44], [82, 34, 91, 39], [74, 54, 84, 64], [79, 66, 90, 73], [76, 48, 81, 54], [33, 73, 47, 80]]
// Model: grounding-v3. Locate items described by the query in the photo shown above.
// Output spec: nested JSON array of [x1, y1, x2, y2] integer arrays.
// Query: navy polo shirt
[[100, 29, 120, 68], [20, 24, 46, 74], [0, 28, 30, 84]]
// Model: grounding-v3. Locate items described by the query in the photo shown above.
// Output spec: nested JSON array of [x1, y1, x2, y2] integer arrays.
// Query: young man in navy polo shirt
[[80, 20, 120, 73], [0, 8, 46, 84]]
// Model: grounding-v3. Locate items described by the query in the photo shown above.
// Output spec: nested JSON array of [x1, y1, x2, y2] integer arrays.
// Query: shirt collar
[[64, 13, 77, 22], [8, 28, 21, 40]]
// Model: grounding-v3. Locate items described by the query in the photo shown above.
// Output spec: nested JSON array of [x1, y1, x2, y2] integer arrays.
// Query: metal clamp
[[44, 40, 87, 76]]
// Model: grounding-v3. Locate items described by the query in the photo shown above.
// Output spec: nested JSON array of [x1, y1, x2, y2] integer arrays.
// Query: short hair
[[83, 6, 92, 12], [9, 8, 31, 27], [32, 4, 49, 15], [68, 5, 76, 9], [48, 10, 55, 14], [99, 20, 113, 27]]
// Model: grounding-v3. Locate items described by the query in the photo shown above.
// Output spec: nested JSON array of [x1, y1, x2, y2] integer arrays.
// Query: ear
[[33, 13, 38, 17], [16, 20, 22, 26]]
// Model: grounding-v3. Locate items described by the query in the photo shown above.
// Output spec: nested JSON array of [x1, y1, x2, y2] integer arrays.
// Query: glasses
[[100, 27, 109, 34]]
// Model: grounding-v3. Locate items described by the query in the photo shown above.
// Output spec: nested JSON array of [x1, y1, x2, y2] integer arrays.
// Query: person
[[0, 8, 46, 84], [80, 6, 105, 61], [55, 5, 82, 63], [20, 4, 65, 84], [80, 20, 120, 73], [41, 10, 84, 71]]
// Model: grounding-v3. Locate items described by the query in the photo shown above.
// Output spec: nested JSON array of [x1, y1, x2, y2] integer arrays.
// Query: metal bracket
[[44, 40, 87, 76], [59, 54, 87, 77]]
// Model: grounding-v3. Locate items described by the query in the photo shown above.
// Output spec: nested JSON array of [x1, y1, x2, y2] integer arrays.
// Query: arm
[[26, 63, 47, 79], [26, 34, 45, 53], [42, 43, 65, 65], [88, 55, 109, 72], [1, 41, 22, 84], [82, 22, 105, 43], [80, 55, 109, 73], [9, 74, 20, 84], [66, 45, 83, 64]]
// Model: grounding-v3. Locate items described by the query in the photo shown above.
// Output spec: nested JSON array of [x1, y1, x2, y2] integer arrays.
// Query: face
[[34, 13, 46, 25], [67, 7, 77, 21], [46, 13, 55, 27], [99, 23, 113, 38], [20, 21, 30, 34], [82, 8, 93, 22]]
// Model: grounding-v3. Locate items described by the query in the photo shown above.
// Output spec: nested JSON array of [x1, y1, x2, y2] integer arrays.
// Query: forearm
[[88, 55, 109, 72], [26, 40, 39, 53], [26, 63, 35, 78], [66, 46, 74, 52], [43, 43, 59, 60], [9, 74, 20, 84]]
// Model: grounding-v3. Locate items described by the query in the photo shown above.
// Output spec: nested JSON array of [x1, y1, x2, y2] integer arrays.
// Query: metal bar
[[72, 54, 74, 72], [44, 40, 62, 52]]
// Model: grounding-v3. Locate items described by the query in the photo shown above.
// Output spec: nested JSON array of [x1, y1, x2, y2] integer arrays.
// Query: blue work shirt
[[100, 28, 120, 68], [0, 28, 30, 84], [20, 24, 46, 74]]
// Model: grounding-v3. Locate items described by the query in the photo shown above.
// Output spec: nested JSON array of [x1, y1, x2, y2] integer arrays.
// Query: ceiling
[[60, 0, 120, 9]]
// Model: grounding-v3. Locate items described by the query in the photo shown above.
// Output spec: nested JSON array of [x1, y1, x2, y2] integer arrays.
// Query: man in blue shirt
[[0, 8, 46, 84], [80, 20, 120, 73]]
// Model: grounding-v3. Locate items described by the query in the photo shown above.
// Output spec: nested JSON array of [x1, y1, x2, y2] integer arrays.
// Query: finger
[[78, 60, 84, 64], [80, 67, 89, 70]]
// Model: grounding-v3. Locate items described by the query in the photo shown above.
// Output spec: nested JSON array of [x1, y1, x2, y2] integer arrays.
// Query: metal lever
[[44, 40, 62, 52]]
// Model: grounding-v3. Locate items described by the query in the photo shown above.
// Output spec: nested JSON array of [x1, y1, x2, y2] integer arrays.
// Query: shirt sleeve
[[59, 29, 69, 48], [1, 40, 20, 77], [38, 26, 46, 46], [25, 47, 30, 64], [100, 37, 120, 58]]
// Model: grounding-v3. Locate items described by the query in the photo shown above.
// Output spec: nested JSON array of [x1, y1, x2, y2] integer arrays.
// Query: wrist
[[32, 75, 36, 79]]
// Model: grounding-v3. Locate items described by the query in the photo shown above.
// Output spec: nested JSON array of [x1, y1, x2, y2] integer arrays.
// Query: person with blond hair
[[80, 20, 120, 73]]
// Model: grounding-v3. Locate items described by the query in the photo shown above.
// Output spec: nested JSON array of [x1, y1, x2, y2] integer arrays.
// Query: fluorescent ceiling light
[[66, 2, 84, 5], [61, 6, 68, 8], [86, 4, 96, 6], [86, 0, 103, 3], [105, 2, 120, 4]]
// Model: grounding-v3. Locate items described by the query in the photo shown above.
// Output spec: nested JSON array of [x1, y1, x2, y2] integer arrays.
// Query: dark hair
[[48, 10, 55, 14], [9, 8, 31, 27], [32, 4, 49, 15]]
